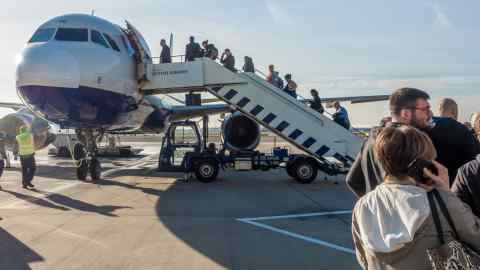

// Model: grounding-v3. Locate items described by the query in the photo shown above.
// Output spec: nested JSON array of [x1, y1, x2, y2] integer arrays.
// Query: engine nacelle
[[222, 112, 260, 151], [0, 109, 55, 151]]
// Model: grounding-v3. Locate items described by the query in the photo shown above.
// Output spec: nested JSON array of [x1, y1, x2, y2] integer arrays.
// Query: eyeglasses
[[409, 106, 431, 112]]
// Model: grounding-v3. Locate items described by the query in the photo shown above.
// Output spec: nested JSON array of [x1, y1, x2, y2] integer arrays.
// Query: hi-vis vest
[[16, 132, 35, 156]]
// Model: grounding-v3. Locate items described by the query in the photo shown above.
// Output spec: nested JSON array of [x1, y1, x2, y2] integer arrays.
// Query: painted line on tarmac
[[239, 210, 353, 221], [102, 154, 157, 178], [237, 210, 354, 255]]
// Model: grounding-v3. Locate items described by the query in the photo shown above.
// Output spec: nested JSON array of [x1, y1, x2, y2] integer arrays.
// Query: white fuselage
[[15, 13, 165, 131]]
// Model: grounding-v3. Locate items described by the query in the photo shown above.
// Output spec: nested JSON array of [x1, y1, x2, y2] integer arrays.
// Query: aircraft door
[[124, 21, 153, 83]]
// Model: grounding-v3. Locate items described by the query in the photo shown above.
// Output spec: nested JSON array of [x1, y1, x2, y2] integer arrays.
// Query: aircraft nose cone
[[16, 44, 80, 89]]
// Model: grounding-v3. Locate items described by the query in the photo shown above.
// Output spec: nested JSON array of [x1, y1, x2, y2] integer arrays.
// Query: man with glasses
[[346, 87, 479, 197]]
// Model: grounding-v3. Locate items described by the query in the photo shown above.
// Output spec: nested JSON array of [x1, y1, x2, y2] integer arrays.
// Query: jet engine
[[221, 112, 261, 151], [0, 109, 56, 151]]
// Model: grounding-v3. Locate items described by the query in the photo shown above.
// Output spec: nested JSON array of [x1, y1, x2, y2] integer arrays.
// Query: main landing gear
[[73, 129, 102, 181]]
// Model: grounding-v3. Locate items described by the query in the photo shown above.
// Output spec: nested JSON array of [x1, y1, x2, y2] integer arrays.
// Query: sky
[[1, 0, 480, 126]]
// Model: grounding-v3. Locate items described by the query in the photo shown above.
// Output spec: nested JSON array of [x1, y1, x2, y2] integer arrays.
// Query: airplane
[[14, 13, 389, 181]]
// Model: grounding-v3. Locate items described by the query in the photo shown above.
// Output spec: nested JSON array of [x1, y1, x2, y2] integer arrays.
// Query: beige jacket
[[352, 181, 480, 270]]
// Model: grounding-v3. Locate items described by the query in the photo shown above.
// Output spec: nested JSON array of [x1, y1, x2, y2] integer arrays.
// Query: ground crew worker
[[16, 126, 36, 189]]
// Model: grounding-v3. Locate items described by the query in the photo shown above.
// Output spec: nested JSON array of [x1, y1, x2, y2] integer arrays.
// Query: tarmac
[[0, 141, 360, 270]]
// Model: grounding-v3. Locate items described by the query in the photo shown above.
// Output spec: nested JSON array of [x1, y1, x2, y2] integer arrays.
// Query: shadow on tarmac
[[32, 189, 132, 217], [0, 227, 44, 270], [1, 189, 70, 211], [6, 165, 79, 181], [1, 189, 131, 217], [149, 169, 358, 269], [93, 178, 166, 197]]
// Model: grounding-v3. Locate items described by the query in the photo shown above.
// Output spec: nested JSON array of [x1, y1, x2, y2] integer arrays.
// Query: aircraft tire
[[76, 160, 88, 181], [194, 159, 219, 183], [293, 159, 317, 184], [90, 159, 101, 181], [73, 143, 85, 160]]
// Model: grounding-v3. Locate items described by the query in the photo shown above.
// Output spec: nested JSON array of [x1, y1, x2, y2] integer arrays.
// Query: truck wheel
[[286, 161, 296, 178], [76, 160, 88, 181], [194, 159, 219, 183], [294, 160, 317, 184]]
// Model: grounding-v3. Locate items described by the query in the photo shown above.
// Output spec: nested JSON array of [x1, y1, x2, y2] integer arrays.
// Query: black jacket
[[221, 54, 236, 72], [346, 126, 385, 197], [310, 97, 324, 114], [243, 57, 255, 72], [185, 42, 202, 61], [451, 154, 480, 218], [202, 44, 218, 60], [425, 117, 480, 185], [160, 45, 171, 63]]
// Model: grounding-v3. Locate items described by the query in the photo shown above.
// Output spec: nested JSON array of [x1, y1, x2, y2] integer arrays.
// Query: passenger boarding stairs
[[140, 58, 363, 167]]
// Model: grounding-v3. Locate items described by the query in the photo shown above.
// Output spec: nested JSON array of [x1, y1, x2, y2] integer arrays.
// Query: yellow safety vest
[[16, 132, 35, 156]]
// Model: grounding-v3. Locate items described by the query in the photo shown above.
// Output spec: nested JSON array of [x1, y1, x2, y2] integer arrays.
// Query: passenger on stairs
[[220, 49, 236, 72], [242, 56, 255, 73], [266, 65, 284, 89], [185, 36, 202, 62], [309, 89, 324, 114], [273, 72, 284, 89], [201, 40, 218, 60], [159, 39, 171, 63], [332, 101, 350, 130], [283, 74, 297, 98], [266, 64, 275, 83]]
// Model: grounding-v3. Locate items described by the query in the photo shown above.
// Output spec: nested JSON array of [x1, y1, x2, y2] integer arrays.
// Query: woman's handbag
[[426, 189, 480, 270]]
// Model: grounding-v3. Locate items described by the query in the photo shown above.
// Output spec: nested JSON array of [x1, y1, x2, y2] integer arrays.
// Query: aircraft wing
[[0, 102, 25, 111], [169, 104, 231, 121], [196, 94, 391, 104], [319, 95, 390, 104]]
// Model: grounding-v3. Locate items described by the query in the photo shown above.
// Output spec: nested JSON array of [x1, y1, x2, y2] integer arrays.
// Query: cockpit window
[[55, 28, 88, 42], [29, 28, 55, 43], [91, 30, 110, 48], [121, 35, 135, 56], [103, 33, 120, 52]]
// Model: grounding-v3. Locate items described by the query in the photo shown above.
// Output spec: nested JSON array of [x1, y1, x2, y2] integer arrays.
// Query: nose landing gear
[[74, 129, 102, 181]]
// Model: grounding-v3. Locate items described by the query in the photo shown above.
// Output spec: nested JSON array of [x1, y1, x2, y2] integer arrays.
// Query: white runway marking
[[237, 210, 355, 254], [102, 155, 156, 177]]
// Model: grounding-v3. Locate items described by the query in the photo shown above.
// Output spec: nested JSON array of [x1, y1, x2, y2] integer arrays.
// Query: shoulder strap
[[432, 189, 460, 239], [427, 191, 445, 244]]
